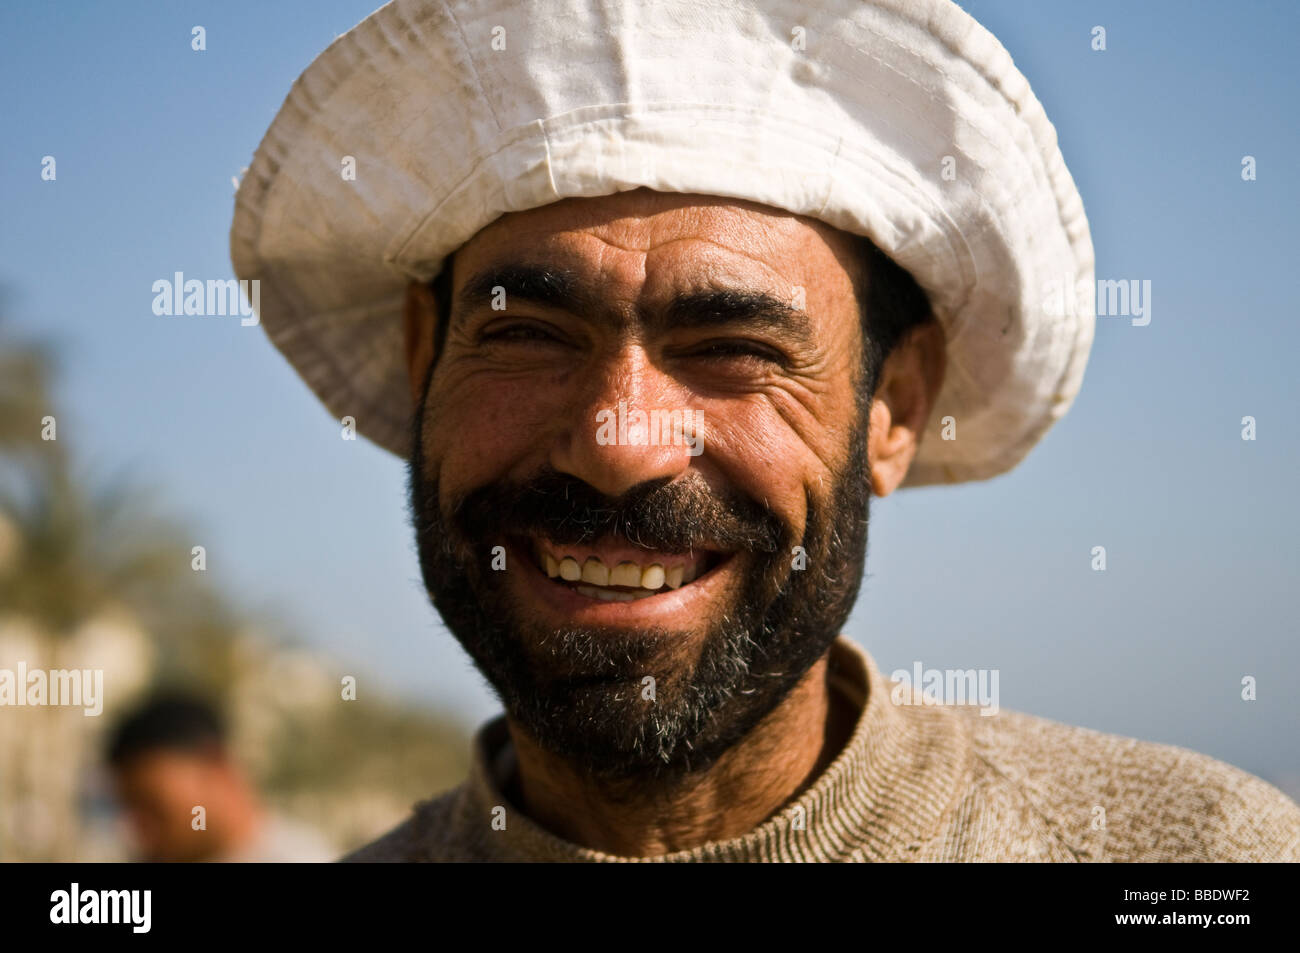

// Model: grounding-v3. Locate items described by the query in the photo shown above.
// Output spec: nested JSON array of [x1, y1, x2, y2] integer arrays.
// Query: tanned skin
[[402, 188, 944, 855]]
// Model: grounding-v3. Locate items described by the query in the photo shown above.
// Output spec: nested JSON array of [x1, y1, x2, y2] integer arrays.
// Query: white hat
[[231, 0, 1094, 487]]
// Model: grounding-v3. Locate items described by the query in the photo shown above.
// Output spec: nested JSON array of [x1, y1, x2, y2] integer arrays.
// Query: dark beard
[[407, 405, 872, 784]]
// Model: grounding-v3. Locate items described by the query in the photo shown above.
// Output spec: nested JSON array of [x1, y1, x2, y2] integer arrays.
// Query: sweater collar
[[463, 636, 971, 861]]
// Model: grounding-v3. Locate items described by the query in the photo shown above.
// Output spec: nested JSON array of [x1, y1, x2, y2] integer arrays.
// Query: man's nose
[[549, 345, 698, 499]]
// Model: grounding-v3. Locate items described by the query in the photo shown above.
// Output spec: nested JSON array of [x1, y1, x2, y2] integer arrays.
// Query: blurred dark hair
[[105, 692, 227, 768]]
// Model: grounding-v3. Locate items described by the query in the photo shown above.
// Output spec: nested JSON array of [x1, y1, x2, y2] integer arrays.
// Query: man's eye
[[690, 341, 786, 365]]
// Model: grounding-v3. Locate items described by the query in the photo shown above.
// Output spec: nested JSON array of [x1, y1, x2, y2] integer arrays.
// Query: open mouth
[[519, 536, 731, 603]]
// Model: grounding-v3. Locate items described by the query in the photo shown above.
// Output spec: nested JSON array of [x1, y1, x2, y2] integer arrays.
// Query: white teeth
[[536, 545, 711, 593], [609, 562, 642, 587], [581, 558, 609, 586]]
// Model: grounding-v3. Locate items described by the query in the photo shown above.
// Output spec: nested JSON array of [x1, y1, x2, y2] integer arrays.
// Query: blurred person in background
[[106, 693, 336, 862]]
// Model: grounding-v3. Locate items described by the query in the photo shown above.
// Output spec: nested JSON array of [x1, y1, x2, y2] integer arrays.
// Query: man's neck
[[503, 648, 857, 856]]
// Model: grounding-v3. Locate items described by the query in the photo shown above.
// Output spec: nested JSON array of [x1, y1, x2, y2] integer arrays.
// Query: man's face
[[113, 750, 227, 862], [408, 189, 877, 781]]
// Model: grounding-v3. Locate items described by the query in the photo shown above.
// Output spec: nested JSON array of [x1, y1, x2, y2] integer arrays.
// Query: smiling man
[[399, 191, 936, 855], [231, 0, 1300, 861]]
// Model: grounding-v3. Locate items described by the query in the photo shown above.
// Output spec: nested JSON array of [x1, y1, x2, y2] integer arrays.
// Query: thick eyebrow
[[453, 264, 598, 324], [453, 261, 814, 346], [654, 288, 813, 347]]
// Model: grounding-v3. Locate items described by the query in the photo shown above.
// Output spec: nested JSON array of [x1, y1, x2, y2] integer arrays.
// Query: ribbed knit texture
[[344, 638, 1300, 862]]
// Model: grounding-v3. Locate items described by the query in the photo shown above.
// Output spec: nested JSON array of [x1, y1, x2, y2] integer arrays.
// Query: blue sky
[[2, 1, 1297, 791]]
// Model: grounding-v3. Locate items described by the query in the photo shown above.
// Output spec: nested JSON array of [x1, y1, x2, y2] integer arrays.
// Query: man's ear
[[403, 279, 440, 407], [866, 319, 946, 497]]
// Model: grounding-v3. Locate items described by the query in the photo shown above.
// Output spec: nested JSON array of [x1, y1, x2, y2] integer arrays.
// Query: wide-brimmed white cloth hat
[[231, 0, 1094, 487]]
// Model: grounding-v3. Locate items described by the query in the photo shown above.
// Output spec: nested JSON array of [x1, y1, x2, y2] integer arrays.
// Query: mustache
[[445, 467, 786, 554]]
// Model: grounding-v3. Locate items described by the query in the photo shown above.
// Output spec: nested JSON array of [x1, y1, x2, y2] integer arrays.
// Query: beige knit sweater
[[344, 637, 1300, 862]]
